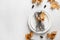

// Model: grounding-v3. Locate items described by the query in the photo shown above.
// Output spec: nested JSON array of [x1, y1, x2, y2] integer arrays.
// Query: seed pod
[[40, 36, 43, 38], [32, 5, 34, 9], [44, 5, 46, 8]]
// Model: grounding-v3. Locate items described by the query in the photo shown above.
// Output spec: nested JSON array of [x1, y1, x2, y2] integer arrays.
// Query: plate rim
[[28, 10, 52, 34]]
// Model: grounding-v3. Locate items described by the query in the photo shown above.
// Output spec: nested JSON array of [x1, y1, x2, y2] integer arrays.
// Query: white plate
[[28, 10, 52, 34]]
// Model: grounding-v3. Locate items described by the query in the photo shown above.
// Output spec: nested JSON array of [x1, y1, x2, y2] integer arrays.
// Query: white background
[[0, 0, 60, 40]]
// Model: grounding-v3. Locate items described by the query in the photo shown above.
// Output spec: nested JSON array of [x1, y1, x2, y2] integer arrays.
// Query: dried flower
[[32, 0, 36, 3], [36, 0, 42, 6], [51, 1, 60, 9], [36, 11, 46, 22], [48, 0, 55, 3], [47, 31, 57, 40], [25, 32, 33, 40]]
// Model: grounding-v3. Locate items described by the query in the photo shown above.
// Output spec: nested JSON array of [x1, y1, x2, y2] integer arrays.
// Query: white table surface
[[0, 0, 60, 40]]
